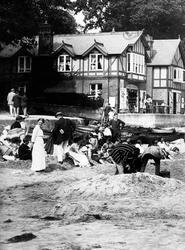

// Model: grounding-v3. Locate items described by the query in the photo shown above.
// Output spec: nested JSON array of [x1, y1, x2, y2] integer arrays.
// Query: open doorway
[[173, 92, 176, 114], [127, 89, 138, 112]]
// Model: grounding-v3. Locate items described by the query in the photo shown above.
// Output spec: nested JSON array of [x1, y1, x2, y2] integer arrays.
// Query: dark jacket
[[18, 143, 32, 160], [21, 95, 28, 107], [12, 94, 21, 108], [52, 118, 75, 145], [10, 121, 21, 130]]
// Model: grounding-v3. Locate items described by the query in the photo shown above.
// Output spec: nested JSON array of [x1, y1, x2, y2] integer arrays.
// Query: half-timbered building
[[45, 30, 150, 113], [1, 25, 185, 115], [147, 38, 185, 114]]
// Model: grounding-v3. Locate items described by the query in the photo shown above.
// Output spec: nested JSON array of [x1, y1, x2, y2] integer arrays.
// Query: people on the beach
[[31, 118, 46, 172], [108, 142, 140, 174], [10, 116, 23, 130], [102, 103, 111, 123], [67, 135, 90, 168], [109, 113, 125, 142], [52, 112, 75, 164], [139, 139, 165, 176], [135, 139, 145, 154], [18, 135, 32, 160]]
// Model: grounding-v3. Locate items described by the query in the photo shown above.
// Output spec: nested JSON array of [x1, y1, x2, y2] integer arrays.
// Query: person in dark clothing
[[20, 93, 28, 116], [109, 142, 140, 174], [12, 91, 21, 116], [18, 135, 32, 160], [52, 112, 75, 163], [10, 116, 23, 130], [138, 140, 165, 176], [102, 103, 111, 123], [109, 114, 125, 142]]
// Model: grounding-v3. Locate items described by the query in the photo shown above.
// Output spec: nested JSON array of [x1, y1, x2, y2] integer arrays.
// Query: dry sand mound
[[53, 173, 185, 224], [56, 173, 185, 201]]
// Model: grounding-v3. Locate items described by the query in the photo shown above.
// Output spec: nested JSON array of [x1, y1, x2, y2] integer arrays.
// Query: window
[[58, 55, 71, 72], [153, 67, 167, 87], [183, 71, 185, 82], [89, 54, 103, 70], [90, 83, 102, 97], [173, 67, 184, 82], [18, 56, 31, 73], [127, 53, 145, 75]]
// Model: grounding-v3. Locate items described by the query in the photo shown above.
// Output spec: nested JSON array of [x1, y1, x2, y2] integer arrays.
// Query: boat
[[151, 128, 175, 134]]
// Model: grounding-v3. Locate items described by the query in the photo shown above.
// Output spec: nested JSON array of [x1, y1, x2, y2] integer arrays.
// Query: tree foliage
[[73, 0, 185, 39], [0, 0, 77, 44]]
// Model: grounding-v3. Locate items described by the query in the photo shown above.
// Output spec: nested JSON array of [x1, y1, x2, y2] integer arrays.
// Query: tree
[[73, 0, 185, 39], [0, 0, 77, 44]]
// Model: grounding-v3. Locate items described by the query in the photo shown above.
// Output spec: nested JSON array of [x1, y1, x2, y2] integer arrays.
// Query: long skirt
[[31, 138, 46, 171]]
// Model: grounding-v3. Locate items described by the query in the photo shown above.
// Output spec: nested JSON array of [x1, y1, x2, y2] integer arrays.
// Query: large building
[[0, 25, 185, 114], [147, 38, 185, 114]]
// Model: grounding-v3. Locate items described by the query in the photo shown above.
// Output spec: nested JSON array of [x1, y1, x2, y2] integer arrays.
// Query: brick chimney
[[38, 21, 53, 56]]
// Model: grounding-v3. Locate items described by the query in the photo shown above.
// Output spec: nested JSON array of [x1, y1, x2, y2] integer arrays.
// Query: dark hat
[[55, 112, 63, 118], [16, 115, 24, 121]]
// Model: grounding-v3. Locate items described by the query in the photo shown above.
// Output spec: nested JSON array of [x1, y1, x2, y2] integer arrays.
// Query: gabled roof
[[53, 40, 75, 57], [148, 39, 181, 66], [53, 30, 144, 56], [0, 44, 36, 58], [82, 39, 108, 57]]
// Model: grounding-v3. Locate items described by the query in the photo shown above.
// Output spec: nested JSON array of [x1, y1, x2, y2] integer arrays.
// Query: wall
[[75, 77, 119, 108], [118, 113, 185, 128], [146, 66, 153, 96]]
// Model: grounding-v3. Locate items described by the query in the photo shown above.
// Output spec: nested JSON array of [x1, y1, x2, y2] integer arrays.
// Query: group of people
[[0, 108, 179, 176], [0, 115, 29, 161], [7, 88, 28, 117]]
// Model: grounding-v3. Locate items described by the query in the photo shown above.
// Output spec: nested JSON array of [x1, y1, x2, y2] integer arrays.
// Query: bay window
[[173, 67, 184, 82], [127, 53, 145, 75], [18, 56, 31, 73], [58, 55, 71, 72]]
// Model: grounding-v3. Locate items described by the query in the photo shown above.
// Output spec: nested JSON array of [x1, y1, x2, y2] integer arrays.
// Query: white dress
[[68, 143, 90, 168], [31, 125, 46, 171]]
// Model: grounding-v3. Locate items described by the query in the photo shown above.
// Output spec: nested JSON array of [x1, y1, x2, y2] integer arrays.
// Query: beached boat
[[151, 128, 175, 134]]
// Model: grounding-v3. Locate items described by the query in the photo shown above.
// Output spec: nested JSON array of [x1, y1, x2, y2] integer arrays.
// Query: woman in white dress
[[31, 118, 46, 172]]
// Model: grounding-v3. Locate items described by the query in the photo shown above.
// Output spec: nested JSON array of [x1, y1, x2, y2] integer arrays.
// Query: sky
[[72, 11, 100, 33]]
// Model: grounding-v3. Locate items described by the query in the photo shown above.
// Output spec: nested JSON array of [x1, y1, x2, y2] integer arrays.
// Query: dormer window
[[58, 55, 71, 72], [18, 56, 31, 73], [89, 54, 103, 70]]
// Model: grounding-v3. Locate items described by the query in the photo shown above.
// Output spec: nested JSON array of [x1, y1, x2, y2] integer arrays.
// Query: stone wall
[[118, 113, 185, 128], [30, 103, 103, 121]]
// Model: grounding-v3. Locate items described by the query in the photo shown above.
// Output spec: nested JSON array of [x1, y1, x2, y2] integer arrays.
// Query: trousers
[[53, 140, 69, 162]]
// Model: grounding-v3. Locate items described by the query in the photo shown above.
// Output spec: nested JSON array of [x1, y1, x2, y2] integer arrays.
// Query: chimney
[[145, 34, 154, 60], [38, 22, 53, 56]]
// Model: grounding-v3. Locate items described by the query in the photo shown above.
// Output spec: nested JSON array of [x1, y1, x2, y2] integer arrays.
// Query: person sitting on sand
[[18, 135, 32, 160], [135, 139, 145, 154], [157, 137, 173, 159], [67, 135, 90, 168], [10, 116, 23, 130]]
